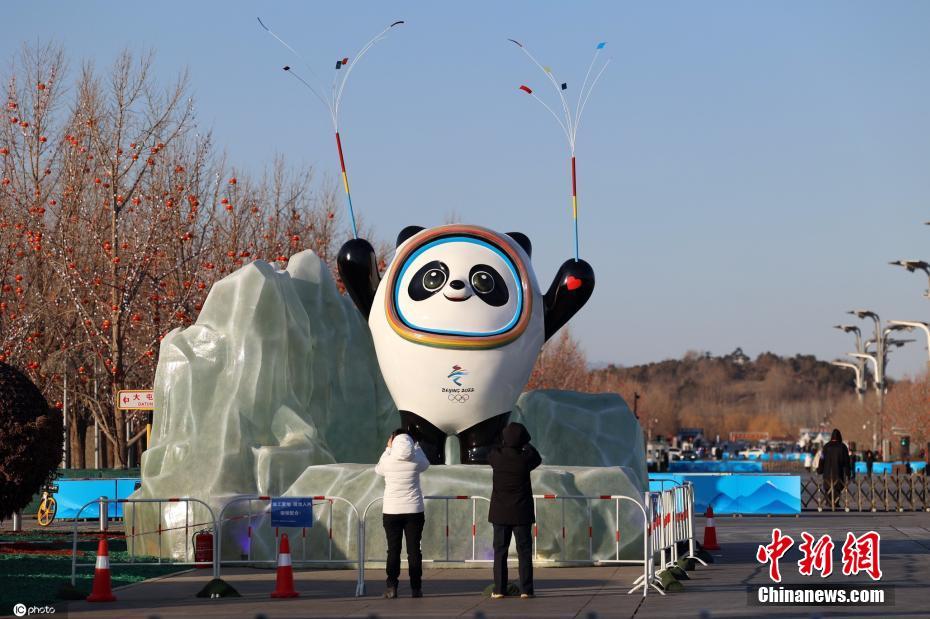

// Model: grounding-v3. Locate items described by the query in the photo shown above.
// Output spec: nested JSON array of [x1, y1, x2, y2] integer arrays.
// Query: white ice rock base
[[514, 390, 648, 487], [127, 250, 648, 563]]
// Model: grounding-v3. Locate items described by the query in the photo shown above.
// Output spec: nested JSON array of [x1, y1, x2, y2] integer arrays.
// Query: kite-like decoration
[[258, 18, 405, 238], [509, 39, 610, 261]]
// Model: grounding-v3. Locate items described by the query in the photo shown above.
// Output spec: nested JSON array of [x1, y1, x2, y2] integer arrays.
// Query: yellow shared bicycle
[[36, 484, 59, 526]]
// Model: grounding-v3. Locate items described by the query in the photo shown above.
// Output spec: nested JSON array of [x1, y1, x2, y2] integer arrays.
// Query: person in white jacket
[[375, 430, 430, 598]]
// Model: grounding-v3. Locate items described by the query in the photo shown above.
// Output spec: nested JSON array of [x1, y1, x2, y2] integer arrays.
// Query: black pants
[[383, 512, 425, 590], [492, 524, 533, 595], [823, 478, 846, 509]]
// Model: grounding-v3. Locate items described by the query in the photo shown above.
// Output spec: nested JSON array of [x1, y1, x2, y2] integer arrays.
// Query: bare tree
[[526, 329, 590, 392], [1, 44, 349, 467]]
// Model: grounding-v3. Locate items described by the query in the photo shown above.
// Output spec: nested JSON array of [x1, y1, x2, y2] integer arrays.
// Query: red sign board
[[117, 390, 154, 410]]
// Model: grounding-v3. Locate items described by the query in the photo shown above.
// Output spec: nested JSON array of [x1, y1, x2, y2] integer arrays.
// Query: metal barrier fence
[[361, 495, 491, 567], [70, 496, 218, 585], [360, 493, 661, 598], [663, 484, 706, 570], [359, 495, 493, 596], [649, 478, 686, 492], [801, 475, 930, 512], [69, 486, 699, 600], [563, 491, 652, 597], [531, 494, 650, 566], [530, 491, 695, 597], [532, 494, 593, 563], [640, 491, 666, 595], [214, 495, 363, 595], [632, 484, 705, 596]]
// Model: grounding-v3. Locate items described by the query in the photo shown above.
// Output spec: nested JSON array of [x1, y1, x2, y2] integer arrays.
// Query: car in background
[[646, 440, 670, 471]]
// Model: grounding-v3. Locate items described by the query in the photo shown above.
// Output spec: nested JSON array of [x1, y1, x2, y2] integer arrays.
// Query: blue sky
[[4, 1, 930, 377]]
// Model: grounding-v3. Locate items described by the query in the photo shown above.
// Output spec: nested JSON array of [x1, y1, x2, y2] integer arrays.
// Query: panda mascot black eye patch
[[408, 260, 449, 301], [469, 264, 509, 306], [386, 229, 529, 340]]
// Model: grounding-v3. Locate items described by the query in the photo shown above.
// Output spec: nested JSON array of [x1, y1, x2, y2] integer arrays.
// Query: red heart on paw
[[566, 275, 582, 291]]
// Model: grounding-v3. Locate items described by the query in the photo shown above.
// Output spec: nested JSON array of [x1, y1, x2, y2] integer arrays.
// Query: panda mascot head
[[369, 224, 544, 439], [338, 223, 593, 464], [380, 225, 539, 347]]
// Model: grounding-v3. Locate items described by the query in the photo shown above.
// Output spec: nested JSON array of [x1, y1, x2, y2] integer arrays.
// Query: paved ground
[[17, 512, 930, 618]]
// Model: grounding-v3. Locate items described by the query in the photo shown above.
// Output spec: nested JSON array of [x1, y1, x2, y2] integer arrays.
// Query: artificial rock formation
[[128, 250, 647, 563]]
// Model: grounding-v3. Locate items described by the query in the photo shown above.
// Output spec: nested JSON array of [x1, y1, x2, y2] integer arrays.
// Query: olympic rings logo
[[448, 393, 470, 403]]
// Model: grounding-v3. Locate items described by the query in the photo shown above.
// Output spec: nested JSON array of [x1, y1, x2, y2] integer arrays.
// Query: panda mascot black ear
[[506, 232, 532, 258], [397, 225, 425, 248]]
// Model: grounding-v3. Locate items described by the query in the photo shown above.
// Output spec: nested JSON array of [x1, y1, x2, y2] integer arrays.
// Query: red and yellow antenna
[[258, 18, 405, 238], [510, 39, 610, 261]]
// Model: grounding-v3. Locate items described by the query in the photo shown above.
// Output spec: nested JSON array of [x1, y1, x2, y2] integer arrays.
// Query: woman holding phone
[[375, 429, 430, 598]]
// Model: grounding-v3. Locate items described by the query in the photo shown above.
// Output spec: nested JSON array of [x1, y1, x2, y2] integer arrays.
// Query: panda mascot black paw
[[338, 224, 593, 464]]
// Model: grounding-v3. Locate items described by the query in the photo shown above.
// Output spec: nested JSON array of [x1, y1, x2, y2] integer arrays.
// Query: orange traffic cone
[[702, 505, 720, 551], [86, 538, 117, 602], [270, 533, 299, 598]]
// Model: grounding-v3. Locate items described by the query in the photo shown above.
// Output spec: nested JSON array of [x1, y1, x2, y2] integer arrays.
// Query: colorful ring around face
[[384, 224, 533, 350]]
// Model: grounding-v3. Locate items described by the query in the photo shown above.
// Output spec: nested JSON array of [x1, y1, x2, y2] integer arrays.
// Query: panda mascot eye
[[423, 268, 447, 291], [468, 264, 509, 307], [408, 260, 450, 301], [470, 271, 495, 294]]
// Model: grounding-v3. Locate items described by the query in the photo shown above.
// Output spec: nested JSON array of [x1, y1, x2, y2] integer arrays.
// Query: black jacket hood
[[501, 422, 531, 448]]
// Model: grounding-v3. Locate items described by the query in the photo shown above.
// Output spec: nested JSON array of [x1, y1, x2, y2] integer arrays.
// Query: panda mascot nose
[[449, 280, 465, 290]]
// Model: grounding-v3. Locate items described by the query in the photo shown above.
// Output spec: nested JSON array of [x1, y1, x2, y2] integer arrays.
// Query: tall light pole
[[864, 335, 913, 355], [889, 260, 930, 299], [846, 311, 910, 454], [833, 324, 866, 399], [831, 360, 864, 402], [847, 309, 884, 394], [888, 320, 930, 372], [848, 351, 880, 451]]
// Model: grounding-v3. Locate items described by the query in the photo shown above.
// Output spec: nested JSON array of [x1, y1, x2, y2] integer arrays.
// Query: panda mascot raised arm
[[338, 224, 593, 464]]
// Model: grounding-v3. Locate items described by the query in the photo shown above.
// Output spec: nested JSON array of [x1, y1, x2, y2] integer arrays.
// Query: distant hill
[[596, 348, 856, 399], [587, 348, 862, 440]]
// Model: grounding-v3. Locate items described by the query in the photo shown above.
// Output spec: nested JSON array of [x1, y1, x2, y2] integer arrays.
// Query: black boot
[[384, 585, 397, 599], [400, 411, 447, 465], [457, 412, 510, 464]]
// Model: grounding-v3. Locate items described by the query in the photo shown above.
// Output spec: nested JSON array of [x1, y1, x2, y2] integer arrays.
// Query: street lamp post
[[889, 260, 930, 299], [847, 310, 883, 389], [848, 351, 880, 451], [887, 320, 930, 371], [864, 334, 914, 358], [831, 360, 864, 402], [846, 311, 911, 455], [833, 324, 866, 401]]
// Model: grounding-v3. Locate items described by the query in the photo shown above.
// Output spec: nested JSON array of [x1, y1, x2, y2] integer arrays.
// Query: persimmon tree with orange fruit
[[1, 44, 346, 467]]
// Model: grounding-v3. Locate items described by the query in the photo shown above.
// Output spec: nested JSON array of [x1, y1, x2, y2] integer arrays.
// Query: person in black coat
[[488, 422, 542, 598], [817, 428, 851, 509], [864, 449, 875, 477]]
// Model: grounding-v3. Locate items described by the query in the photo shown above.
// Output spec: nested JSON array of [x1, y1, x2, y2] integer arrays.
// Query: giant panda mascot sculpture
[[338, 224, 593, 464]]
